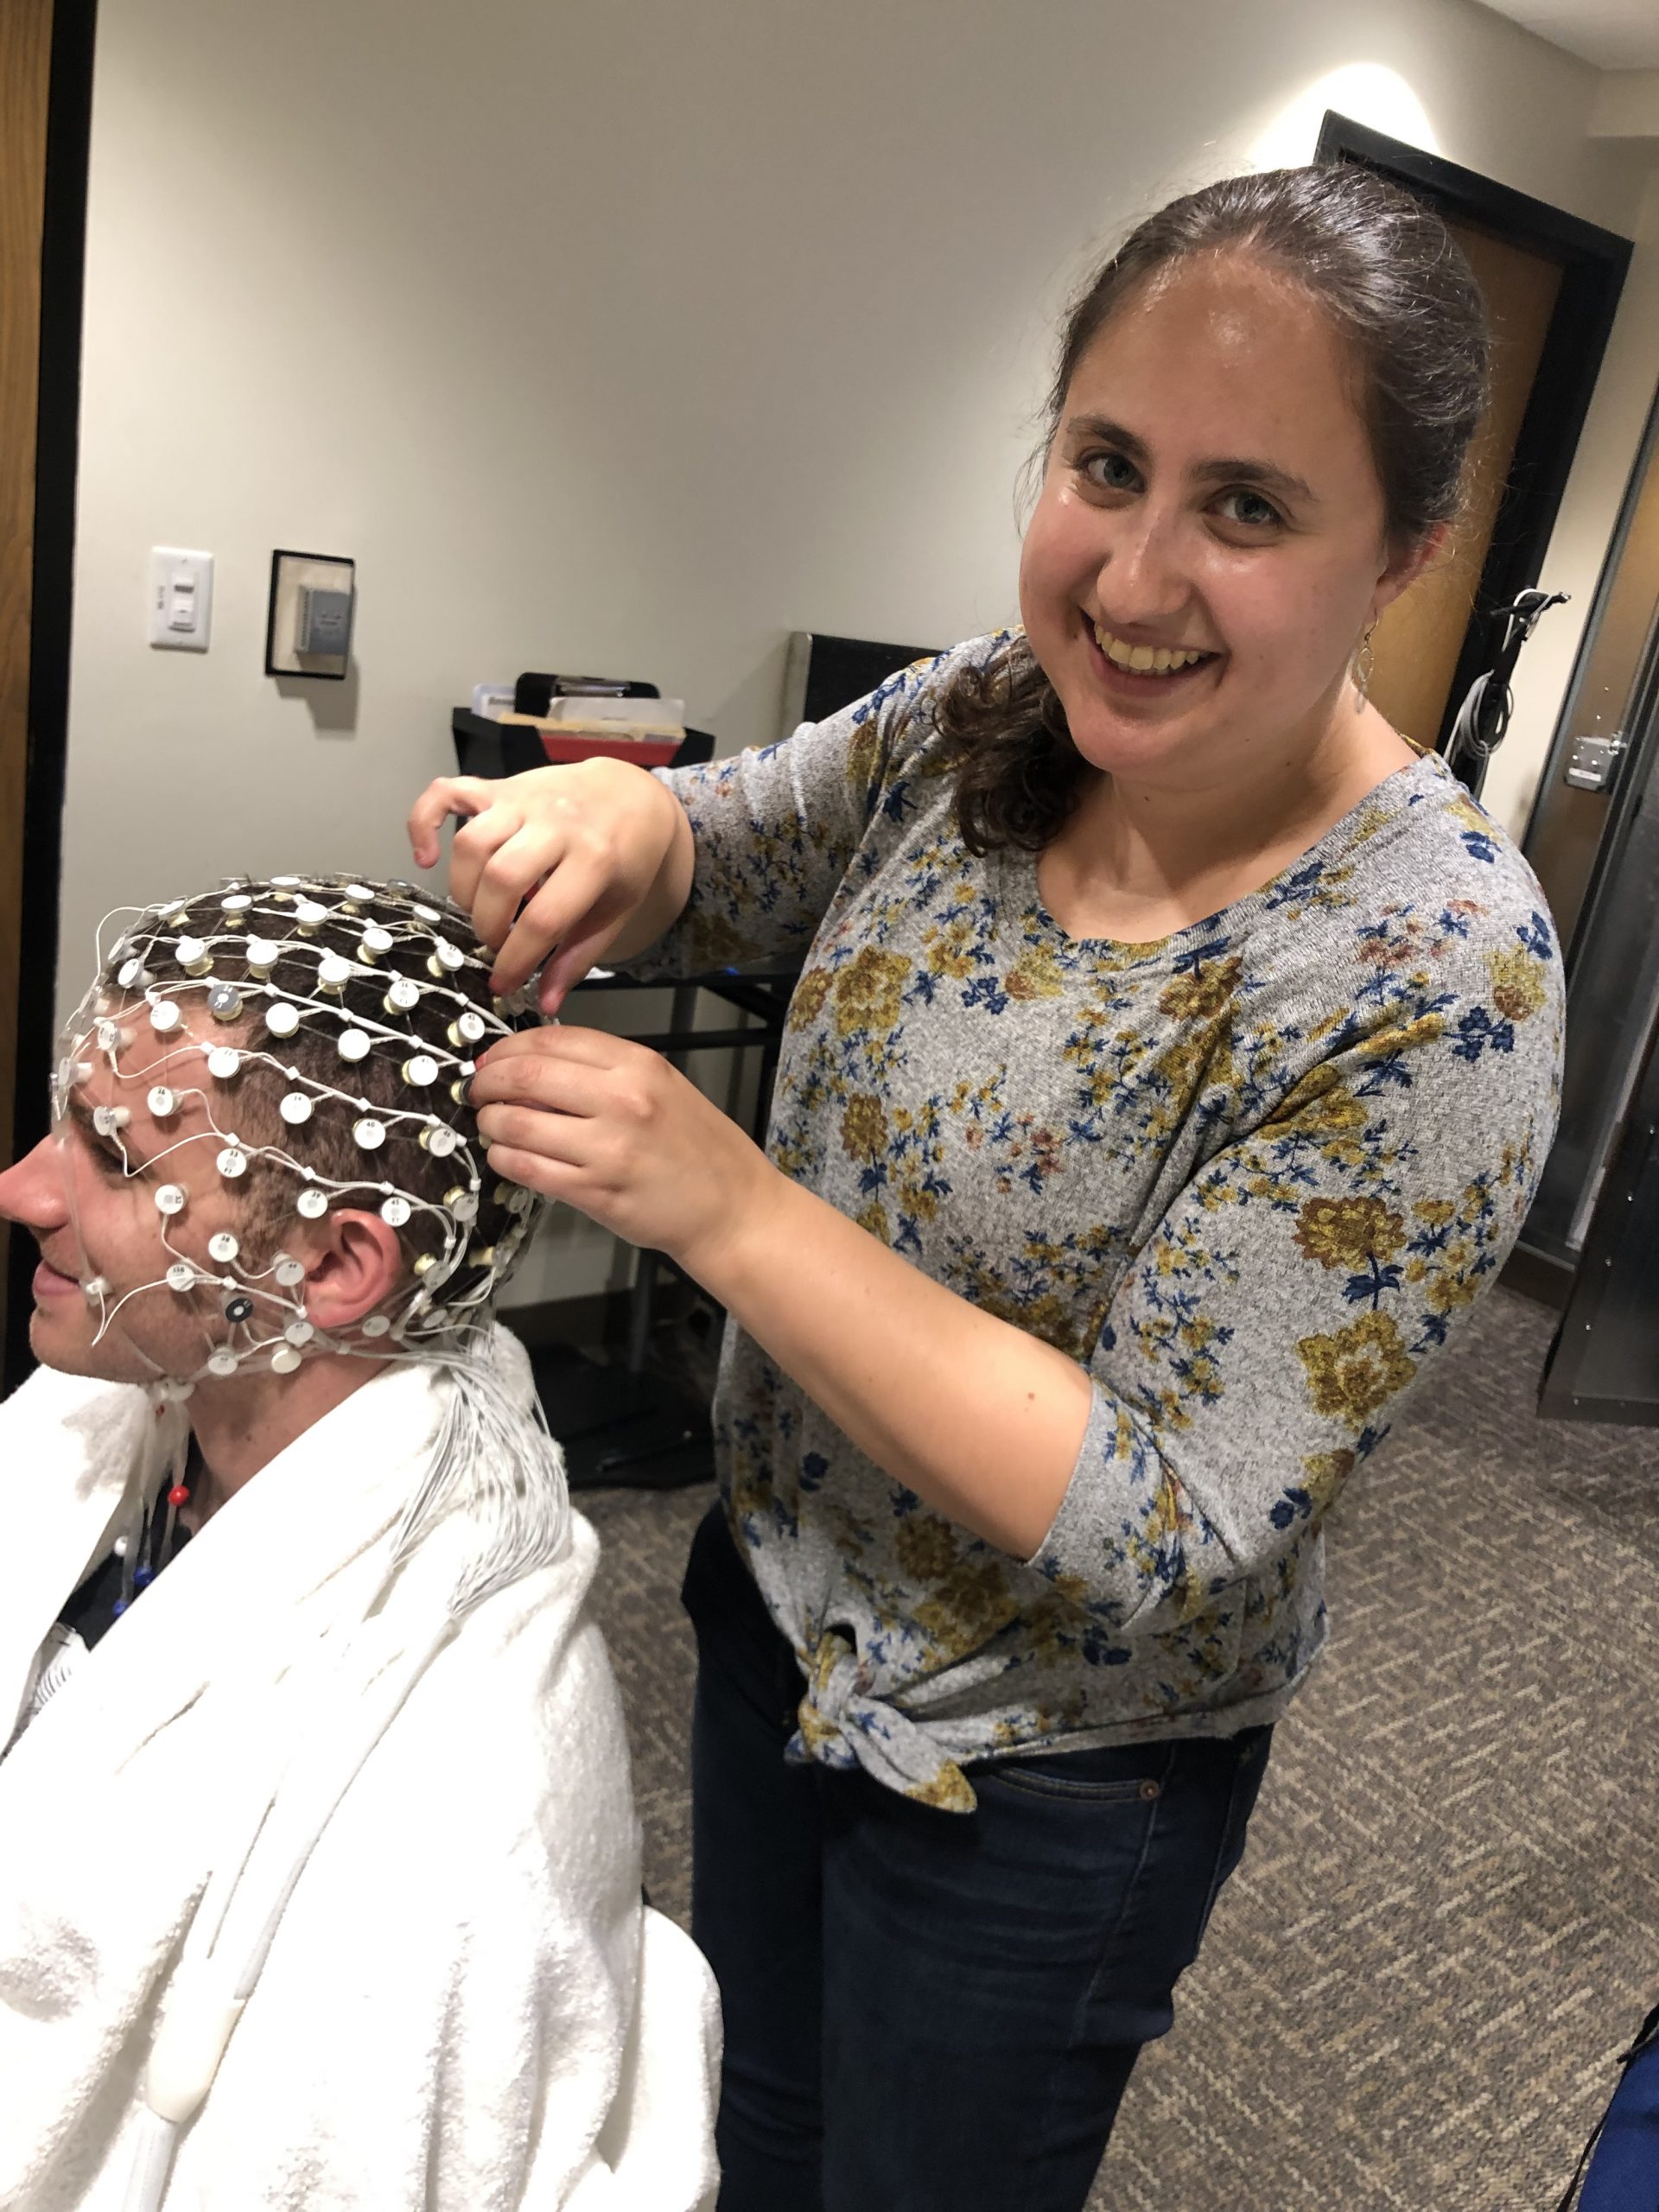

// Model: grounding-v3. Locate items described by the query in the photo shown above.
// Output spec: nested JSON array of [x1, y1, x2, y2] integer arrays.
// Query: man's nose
[[0, 1137, 72, 1233]]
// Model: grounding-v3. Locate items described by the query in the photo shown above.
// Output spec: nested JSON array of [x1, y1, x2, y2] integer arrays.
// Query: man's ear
[[300, 1210, 406, 1331], [1373, 521, 1452, 621]]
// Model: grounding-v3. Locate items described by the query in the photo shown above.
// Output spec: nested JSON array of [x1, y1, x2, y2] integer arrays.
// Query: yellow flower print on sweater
[[1294, 1196, 1408, 1273], [1488, 944, 1549, 1022], [1297, 1312, 1417, 1428], [833, 947, 911, 1036]]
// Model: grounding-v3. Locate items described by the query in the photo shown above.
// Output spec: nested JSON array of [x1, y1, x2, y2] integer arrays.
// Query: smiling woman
[[944, 163, 1488, 868], [410, 161, 1565, 2212]]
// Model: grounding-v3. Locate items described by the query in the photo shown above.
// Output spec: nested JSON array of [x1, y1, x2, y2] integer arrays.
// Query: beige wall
[[58, 0, 1658, 1300]]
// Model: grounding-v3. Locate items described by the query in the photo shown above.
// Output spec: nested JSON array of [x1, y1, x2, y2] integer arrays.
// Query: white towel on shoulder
[[0, 1339, 720, 2210]]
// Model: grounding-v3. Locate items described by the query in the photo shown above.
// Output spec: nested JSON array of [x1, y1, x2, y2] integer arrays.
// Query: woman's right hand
[[406, 758, 695, 1014]]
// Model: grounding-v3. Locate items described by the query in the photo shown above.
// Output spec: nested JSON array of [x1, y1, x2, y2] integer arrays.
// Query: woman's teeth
[[1092, 622, 1211, 675]]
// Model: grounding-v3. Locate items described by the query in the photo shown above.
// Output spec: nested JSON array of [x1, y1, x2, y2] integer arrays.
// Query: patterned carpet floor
[[577, 1286, 1659, 2211]]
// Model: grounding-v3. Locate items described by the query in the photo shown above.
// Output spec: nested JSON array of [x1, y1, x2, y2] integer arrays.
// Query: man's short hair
[[68, 873, 542, 1352]]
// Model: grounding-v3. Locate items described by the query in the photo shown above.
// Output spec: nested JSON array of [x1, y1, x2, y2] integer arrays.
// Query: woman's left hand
[[474, 1031, 1090, 1560], [470, 1027, 778, 1272]]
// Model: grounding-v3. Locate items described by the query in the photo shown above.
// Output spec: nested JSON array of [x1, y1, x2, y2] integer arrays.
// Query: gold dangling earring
[[1354, 621, 1377, 713]]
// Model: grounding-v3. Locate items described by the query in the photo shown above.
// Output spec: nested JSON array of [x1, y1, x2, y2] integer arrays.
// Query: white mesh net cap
[[55, 872, 546, 1392]]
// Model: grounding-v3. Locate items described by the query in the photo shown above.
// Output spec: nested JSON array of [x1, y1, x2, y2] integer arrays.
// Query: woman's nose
[[0, 1137, 72, 1232], [1096, 504, 1190, 626]]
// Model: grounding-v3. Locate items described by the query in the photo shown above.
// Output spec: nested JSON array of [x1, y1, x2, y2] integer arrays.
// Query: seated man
[[0, 874, 718, 2212]]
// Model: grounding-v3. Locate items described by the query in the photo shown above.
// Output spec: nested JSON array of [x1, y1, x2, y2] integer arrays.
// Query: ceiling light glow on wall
[[1248, 64, 1440, 170]]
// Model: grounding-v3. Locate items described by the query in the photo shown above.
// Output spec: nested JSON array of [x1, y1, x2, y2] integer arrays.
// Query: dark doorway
[[1539, 1014, 1659, 1425], [1519, 385, 1659, 1300], [1317, 113, 1631, 753], [1, 0, 95, 1397]]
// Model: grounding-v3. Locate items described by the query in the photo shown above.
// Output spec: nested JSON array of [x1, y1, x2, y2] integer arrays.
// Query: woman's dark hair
[[942, 163, 1491, 854]]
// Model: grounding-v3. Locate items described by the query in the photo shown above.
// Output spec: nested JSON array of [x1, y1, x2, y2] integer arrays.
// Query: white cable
[[121, 2107, 177, 2212]]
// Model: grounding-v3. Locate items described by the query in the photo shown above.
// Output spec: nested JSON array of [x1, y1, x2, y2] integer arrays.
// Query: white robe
[[0, 1344, 721, 2211]]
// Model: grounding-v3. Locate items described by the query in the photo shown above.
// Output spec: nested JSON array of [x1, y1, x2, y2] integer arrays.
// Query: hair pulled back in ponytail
[[942, 163, 1491, 855]]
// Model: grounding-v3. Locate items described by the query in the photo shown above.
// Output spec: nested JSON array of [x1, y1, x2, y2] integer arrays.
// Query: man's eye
[[1215, 488, 1283, 530], [74, 1128, 125, 1175], [1081, 450, 1140, 493]]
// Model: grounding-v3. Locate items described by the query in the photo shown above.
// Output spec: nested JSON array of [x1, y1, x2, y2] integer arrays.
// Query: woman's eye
[[1214, 488, 1283, 531], [1080, 450, 1140, 493]]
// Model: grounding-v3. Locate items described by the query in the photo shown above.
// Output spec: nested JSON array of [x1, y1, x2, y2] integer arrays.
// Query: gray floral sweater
[[625, 633, 1564, 1811]]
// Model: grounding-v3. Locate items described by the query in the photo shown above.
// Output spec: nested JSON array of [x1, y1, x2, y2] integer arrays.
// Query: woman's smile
[[1083, 615, 1224, 705]]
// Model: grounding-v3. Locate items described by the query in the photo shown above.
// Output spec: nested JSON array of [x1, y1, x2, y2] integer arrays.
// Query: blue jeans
[[683, 1503, 1272, 2212]]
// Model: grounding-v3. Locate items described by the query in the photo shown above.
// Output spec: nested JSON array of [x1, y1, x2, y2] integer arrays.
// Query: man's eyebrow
[[62, 1090, 97, 1138], [1060, 414, 1316, 505], [65, 1086, 148, 1167]]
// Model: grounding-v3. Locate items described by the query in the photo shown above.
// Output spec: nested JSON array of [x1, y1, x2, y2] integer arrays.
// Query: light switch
[[149, 548, 214, 652]]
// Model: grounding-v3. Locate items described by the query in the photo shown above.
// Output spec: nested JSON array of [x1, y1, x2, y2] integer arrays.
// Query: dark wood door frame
[[1317, 112, 1633, 754], [3, 0, 96, 1397]]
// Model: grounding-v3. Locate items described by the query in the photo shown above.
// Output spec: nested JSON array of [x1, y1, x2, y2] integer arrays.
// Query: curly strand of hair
[[937, 635, 1088, 856]]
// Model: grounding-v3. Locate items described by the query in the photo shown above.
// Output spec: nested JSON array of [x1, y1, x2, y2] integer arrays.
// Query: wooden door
[[0, 0, 55, 1354], [1369, 221, 1564, 748]]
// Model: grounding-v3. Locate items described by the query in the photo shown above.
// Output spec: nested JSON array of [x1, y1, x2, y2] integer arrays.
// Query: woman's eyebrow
[[1062, 413, 1316, 505], [1190, 454, 1317, 505], [1063, 412, 1149, 462]]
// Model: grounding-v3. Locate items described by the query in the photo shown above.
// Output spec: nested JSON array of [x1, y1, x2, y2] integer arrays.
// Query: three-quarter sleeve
[[1027, 912, 1564, 1627], [618, 649, 955, 976]]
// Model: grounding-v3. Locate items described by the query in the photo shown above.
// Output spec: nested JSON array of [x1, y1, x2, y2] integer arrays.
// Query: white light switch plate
[[149, 547, 213, 651]]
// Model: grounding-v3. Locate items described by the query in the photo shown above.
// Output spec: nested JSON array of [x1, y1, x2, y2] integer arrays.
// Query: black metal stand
[[527, 1337, 715, 1491], [538, 965, 795, 1487]]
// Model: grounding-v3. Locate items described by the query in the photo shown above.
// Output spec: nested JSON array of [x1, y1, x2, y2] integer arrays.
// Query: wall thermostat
[[265, 549, 355, 679]]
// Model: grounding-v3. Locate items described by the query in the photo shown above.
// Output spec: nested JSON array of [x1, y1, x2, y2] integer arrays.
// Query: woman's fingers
[[476, 1022, 639, 1067], [410, 759, 679, 1005], [475, 1097, 595, 1156], [495, 880, 632, 1009], [481, 1142, 584, 1205], [537, 915, 626, 1015], [474, 1039, 658, 1192], [474, 1059, 615, 1128], [467, 821, 569, 956], [473, 1024, 650, 1093], [486, 859, 610, 996], [405, 777, 500, 872], [472, 1022, 763, 1265]]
